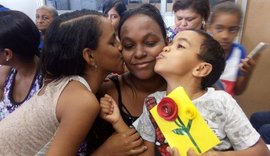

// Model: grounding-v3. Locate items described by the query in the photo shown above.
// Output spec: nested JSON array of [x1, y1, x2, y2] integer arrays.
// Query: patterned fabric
[[135, 88, 260, 152], [0, 68, 43, 121], [145, 97, 169, 156], [166, 27, 178, 43], [0, 76, 91, 155], [216, 43, 246, 95]]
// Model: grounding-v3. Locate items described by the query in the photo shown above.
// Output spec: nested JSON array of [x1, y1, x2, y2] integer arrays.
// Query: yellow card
[[150, 87, 220, 156]]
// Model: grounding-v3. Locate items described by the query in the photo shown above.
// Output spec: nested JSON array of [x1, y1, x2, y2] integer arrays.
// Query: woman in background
[[0, 11, 42, 121], [167, 0, 210, 42]]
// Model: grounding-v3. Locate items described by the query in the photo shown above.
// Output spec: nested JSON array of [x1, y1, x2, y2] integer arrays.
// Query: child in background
[[207, 1, 259, 96], [100, 29, 270, 156]]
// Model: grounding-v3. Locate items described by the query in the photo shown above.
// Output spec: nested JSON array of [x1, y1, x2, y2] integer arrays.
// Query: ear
[[3, 48, 13, 61], [82, 48, 95, 66], [192, 62, 212, 78]]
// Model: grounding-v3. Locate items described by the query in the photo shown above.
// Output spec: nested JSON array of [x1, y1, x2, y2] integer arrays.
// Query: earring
[[6, 58, 9, 62]]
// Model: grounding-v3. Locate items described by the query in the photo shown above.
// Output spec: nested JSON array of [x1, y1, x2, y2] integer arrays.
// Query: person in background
[[131, 29, 269, 156], [0, 9, 124, 155], [167, 0, 210, 42], [250, 111, 270, 144], [0, 11, 42, 121], [207, 1, 259, 96], [88, 4, 167, 155], [35, 5, 58, 50], [102, 0, 127, 33]]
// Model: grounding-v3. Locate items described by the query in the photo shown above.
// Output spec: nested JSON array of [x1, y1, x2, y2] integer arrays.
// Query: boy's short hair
[[191, 29, 225, 89]]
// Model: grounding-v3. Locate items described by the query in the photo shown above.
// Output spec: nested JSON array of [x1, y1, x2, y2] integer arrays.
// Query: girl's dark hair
[[208, 1, 242, 25], [102, 0, 127, 18], [41, 9, 105, 79], [190, 29, 225, 89], [173, 0, 210, 21], [118, 3, 167, 41], [0, 10, 40, 59]]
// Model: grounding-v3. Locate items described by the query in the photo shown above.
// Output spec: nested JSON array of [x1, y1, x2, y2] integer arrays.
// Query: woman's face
[[120, 14, 166, 80], [174, 8, 203, 32], [93, 17, 124, 74], [107, 7, 120, 31]]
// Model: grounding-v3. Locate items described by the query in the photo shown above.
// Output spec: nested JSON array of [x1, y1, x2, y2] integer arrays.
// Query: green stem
[[176, 116, 201, 153], [186, 128, 202, 153]]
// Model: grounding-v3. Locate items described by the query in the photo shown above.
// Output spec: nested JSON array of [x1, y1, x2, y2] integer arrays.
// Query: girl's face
[[207, 12, 240, 52], [174, 8, 203, 32], [93, 18, 124, 74], [120, 14, 166, 80], [155, 30, 203, 78], [107, 7, 120, 31]]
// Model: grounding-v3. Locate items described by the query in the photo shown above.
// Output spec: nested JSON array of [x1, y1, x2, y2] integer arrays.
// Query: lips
[[156, 53, 165, 60], [133, 60, 154, 69]]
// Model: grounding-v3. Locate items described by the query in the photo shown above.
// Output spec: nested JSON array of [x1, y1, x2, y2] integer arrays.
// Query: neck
[[123, 72, 166, 94], [83, 69, 109, 94], [13, 56, 39, 77], [165, 76, 206, 100]]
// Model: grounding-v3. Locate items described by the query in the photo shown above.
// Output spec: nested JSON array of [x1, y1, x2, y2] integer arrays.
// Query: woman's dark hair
[[102, 0, 127, 18], [118, 3, 167, 41], [173, 0, 210, 22], [41, 9, 105, 79], [208, 1, 242, 25], [0, 10, 40, 59], [191, 29, 225, 89]]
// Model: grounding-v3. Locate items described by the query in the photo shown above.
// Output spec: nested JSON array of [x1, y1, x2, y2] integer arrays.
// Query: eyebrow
[[176, 37, 191, 46]]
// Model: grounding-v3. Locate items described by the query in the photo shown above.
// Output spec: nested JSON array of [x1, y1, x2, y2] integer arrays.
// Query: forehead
[[108, 7, 118, 14], [120, 14, 162, 38], [36, 8, 53, 16], [175, 8, 200, 17], [174, 30, 203, 47], [212, 12, 240, 26]]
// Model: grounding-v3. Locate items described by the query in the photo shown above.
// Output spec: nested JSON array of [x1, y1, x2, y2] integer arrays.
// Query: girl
[[207, 1, 259, 96]]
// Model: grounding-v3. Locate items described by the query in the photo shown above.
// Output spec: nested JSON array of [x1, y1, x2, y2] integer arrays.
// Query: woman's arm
[[91, 128, 147, 156], [46, 81, 100, 156]]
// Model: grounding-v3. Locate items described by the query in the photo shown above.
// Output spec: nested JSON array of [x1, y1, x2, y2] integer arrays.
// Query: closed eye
[[177, 44, 185, 49]]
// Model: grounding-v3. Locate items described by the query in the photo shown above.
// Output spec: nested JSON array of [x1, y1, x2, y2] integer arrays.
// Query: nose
[[36, 17, 43, 23], [162, 46, 170, 52], [180, 19, 188, 27], [221, 30, 229, 40], [134, 45, 147, 58]]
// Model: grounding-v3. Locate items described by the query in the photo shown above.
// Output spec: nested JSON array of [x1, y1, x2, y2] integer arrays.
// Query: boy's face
[[207, 12, 240, 52], [155, 30, 204, 78]]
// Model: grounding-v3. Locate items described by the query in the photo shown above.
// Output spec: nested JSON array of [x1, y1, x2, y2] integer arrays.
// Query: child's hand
[[239, 56, 258, 75], [100, 94, 120, 124], [187, 148, 219, 156], [167, 147, 180, 156]]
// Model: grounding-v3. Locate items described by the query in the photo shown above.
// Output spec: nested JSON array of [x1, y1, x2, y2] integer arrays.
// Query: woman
[[0, 10, 123, 155], [89, 4, 167, 155], [167, 0, 210, 41], [102, 0, 127, 32], [0, 11, 42, 121]]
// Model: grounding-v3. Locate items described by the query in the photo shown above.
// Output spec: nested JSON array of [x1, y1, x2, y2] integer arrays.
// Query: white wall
[[0, 0, 44, 21]]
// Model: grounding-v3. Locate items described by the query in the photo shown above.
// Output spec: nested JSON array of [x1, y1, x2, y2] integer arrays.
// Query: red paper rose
[[157, 97, 178, 121]]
